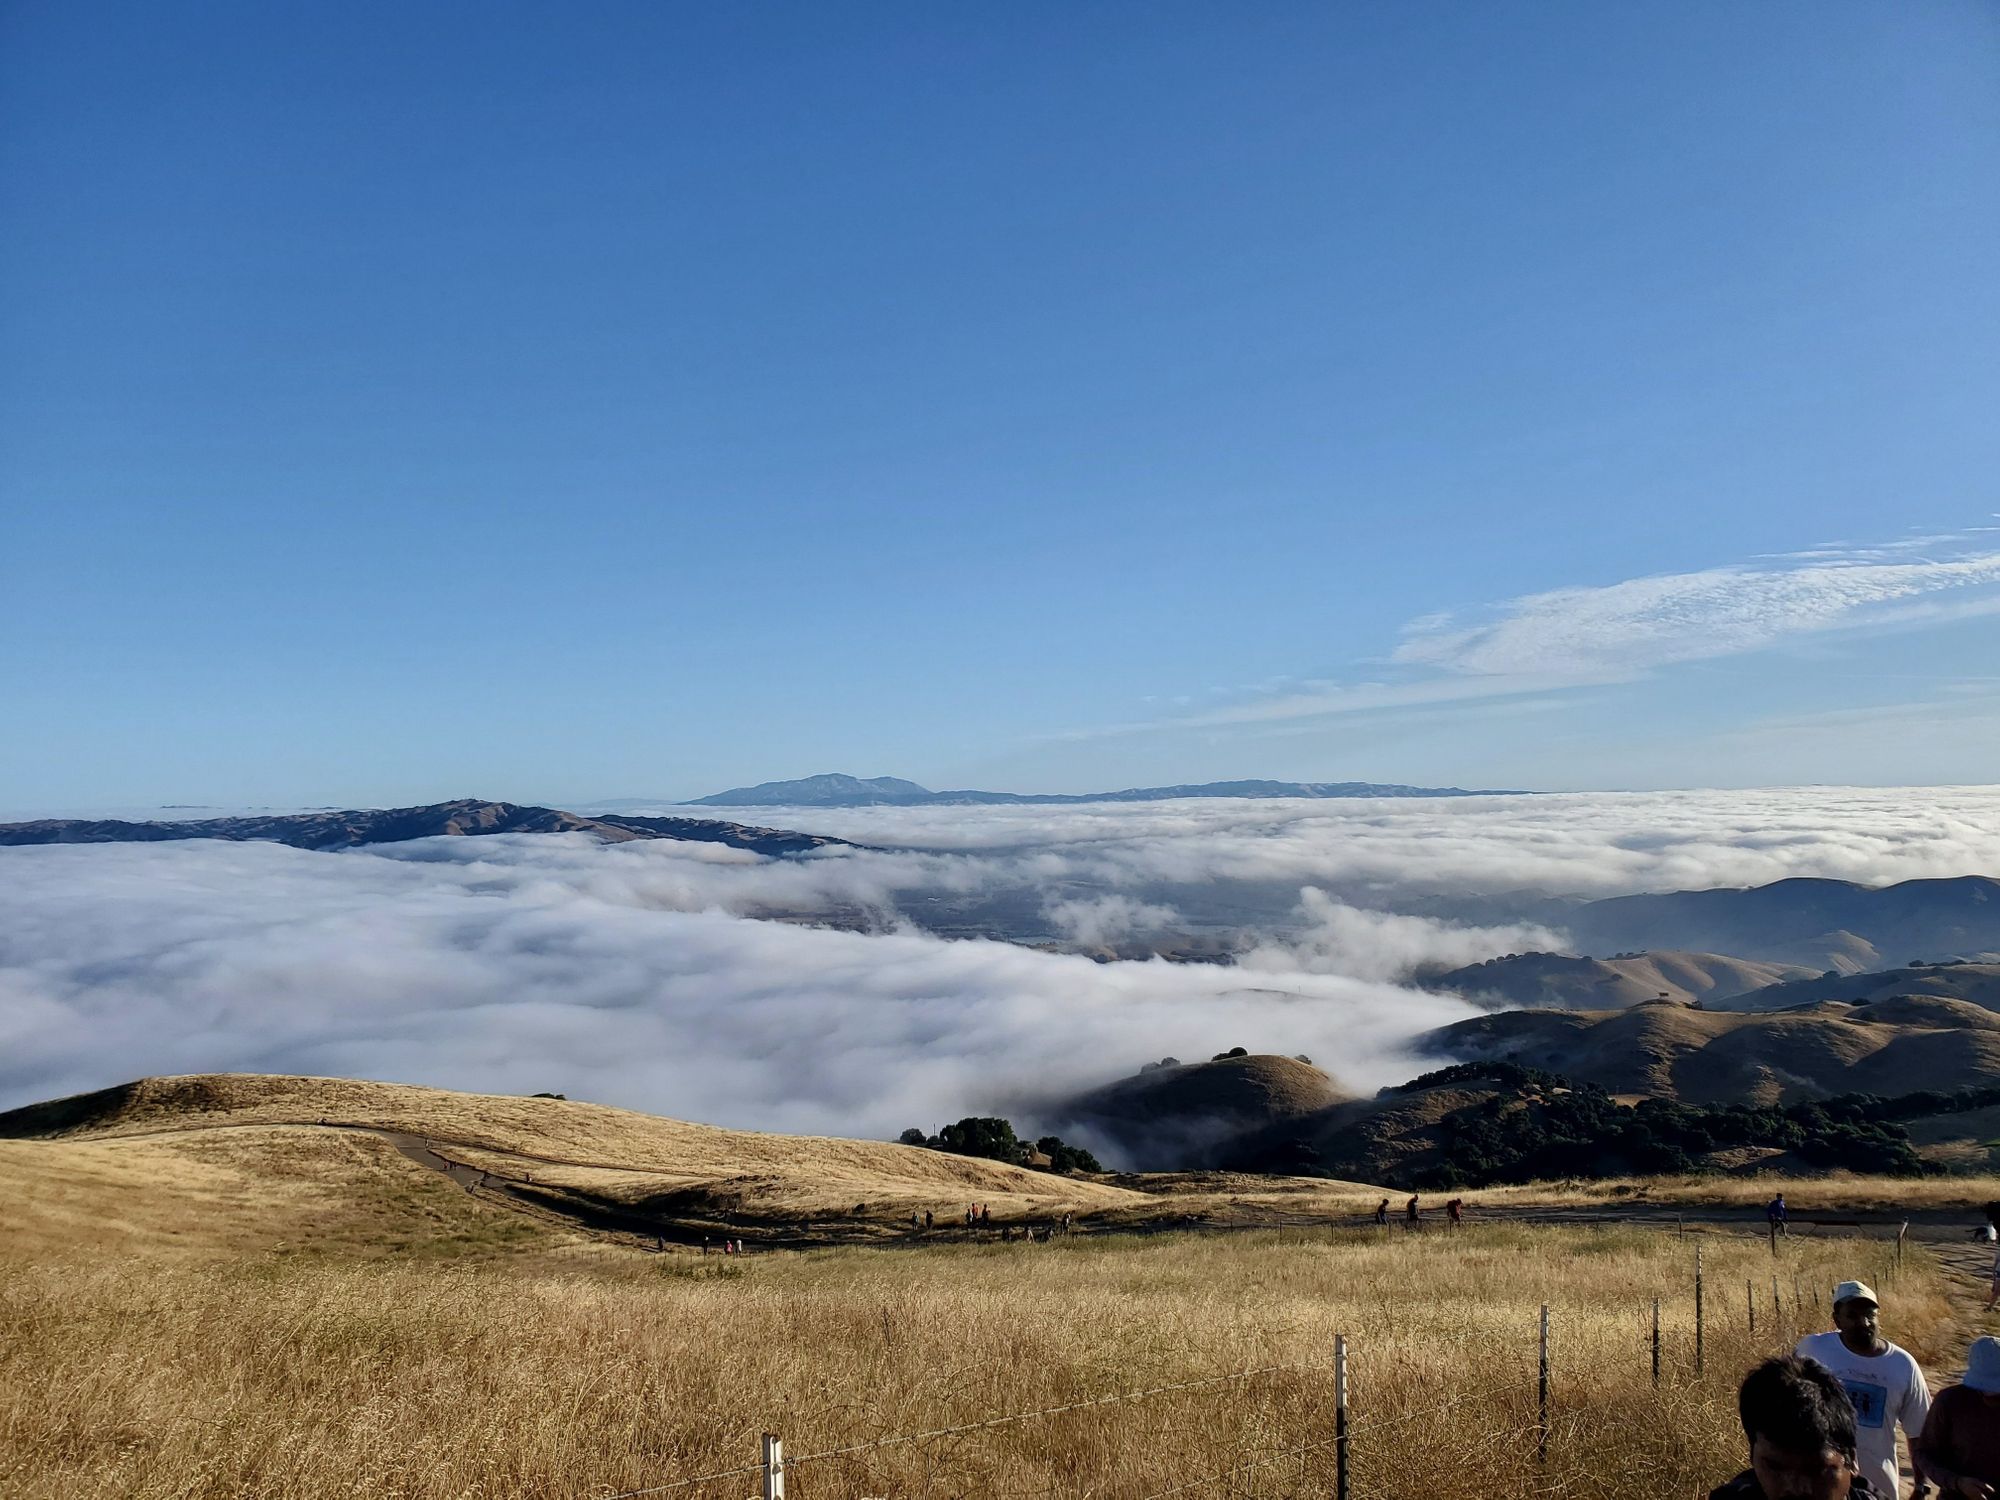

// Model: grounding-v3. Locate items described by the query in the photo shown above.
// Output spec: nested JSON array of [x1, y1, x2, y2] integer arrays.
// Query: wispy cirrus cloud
[[1075, 531, 2000, 737], [1398, 542, 2000, 681]]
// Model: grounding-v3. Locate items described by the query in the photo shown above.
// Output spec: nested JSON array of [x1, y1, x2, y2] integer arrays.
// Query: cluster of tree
[[897, 1117, 1104, 1175], [1386, 1071, 1932, 1189]]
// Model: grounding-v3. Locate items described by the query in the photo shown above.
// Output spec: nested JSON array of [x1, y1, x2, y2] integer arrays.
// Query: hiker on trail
[[1711, 1355, 1886, 1498], [924, 1209, 933, 1231], [1768, 1194, 1790, 1237], [1446, 1198, 1464, 1228], [1062, 1212, 1073, 1235], [911, 1211, 921, 1232], [1405, 1195, 1420, 1225], [1375, 1198, 1390, 1226], [1914, 1336, 2000, 1499], [981, 1204, 992, 1226], [702, 1236, 710, 1256], [1795, 1280, 1931, 1499]]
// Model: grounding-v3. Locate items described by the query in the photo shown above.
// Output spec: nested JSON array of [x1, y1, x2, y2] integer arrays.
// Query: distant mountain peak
[[684, 773, 1520, 807], [686, 773, 937, 807]]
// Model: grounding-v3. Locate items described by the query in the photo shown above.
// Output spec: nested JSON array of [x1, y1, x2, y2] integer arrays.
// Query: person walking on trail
[[924, 1209, 933, 1231], [1914, 1336, 2000, 1499], [1405, 1195, 1420, 1226], [1375, 1197, 1390, 1226], [1769, 1194, 1791, 1237], [1446, 1197, 1464, 1228], [1711, 1355, 1887, 1498], [1795, 1280, 1931, 1499]]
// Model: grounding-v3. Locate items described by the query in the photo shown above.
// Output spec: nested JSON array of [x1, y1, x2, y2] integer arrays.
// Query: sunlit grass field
[[0, 1221, 1949, 1499]]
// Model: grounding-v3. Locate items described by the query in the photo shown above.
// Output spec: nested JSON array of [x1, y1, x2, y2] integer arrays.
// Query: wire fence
[[591, 1234, 1915, 1500]]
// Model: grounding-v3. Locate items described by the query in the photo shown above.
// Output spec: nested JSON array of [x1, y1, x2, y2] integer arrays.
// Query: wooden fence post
[[1335, 1333, 1350, 1500], [1747, 1279, 1755, 1337], [762, 1433, 785, 1500], [1652, 1298, 1661, 1387], [1773, 1275, 1782, 1330], [1538, 1305, 1551, 1465], [1695, 1247, 1705, 1376]]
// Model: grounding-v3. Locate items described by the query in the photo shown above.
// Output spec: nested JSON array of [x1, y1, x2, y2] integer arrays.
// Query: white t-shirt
[[1794, 1331, 1931, 1498]]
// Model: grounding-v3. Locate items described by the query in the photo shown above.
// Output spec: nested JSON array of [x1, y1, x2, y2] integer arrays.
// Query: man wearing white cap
[[1913, 1335, 2000, 1499], [1796, 1280, 1933, 1498]]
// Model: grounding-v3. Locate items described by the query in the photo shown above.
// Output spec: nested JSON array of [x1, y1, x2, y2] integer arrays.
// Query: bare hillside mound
[[1057, 1054, 1345, 1169], [0, 1126, 555, 1260], [1424, 1001, 2000, 1106], [0, 1074, 1146, 1211], [1848, 995, 2000, 1030], [1431, 950, 1811, 1010], [1717, 963, 2000, 1014]]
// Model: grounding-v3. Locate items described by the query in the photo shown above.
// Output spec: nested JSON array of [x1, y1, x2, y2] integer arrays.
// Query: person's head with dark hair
[[1716, 1356, 1867, 1499]]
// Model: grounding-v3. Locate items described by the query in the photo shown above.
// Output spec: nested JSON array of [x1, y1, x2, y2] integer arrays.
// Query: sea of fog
[[4, 785, 1999, 1143]]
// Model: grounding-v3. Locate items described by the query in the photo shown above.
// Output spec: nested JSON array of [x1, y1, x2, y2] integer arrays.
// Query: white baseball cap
[[1832, 1280, 1879, 1307]]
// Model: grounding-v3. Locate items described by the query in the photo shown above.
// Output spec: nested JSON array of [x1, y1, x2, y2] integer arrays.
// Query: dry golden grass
[[1471, 1172, 2000, 1213], [0, 1222, 1955, 1500], [0, 1128, 555, 1261], [9, 1074, 1158, 1215], [4, 1074, 1985, 1497]]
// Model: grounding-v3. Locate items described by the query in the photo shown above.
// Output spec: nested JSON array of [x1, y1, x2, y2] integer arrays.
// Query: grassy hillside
[[0, 1127, 549, 1261], [0, 1074, 1148, 1219]]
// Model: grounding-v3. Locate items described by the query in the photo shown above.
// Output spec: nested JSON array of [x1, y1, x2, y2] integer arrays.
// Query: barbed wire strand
[[592, 1354, 1337, 1499], [783, 1355, 1342, 1469]]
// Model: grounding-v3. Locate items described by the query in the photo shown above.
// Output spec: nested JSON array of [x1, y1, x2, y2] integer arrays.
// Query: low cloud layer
[[0, 837, 1467, 1143], [642, 784, 2000, 900], [5, 785, 1999, 1147]]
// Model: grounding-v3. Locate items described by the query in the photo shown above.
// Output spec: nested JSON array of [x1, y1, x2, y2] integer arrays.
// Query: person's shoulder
[[1707, 1470, 1761, 1500], [1794, 1331, 1840, 1359], [1880, 1340, 1927, 1377]]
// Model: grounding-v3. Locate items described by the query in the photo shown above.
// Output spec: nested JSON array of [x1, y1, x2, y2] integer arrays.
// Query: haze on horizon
[[3, 2, 1999, 814]]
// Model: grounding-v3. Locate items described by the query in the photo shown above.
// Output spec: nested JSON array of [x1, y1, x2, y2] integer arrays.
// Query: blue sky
[[3, 2, 1998, 811]]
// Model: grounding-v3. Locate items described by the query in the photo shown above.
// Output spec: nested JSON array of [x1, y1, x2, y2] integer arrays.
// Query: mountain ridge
[[683, 771, 1525, 807], [0, 798, 854, 857]]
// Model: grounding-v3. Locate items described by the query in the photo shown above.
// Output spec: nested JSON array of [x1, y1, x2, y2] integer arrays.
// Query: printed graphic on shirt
[[1840, 1379, 1888, 1427]]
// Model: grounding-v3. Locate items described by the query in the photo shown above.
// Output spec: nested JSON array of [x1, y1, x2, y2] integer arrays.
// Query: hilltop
[[0, 799, 853, 857], [1054, 1053, 1346, 1168], [0, 1074, 1153, 1258], [1428, 950, 1814, 1010], [683, 771, 1519, 807]]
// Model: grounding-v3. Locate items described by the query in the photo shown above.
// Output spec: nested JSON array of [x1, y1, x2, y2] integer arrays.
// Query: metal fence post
[[1652, 1297, 1661, 1387], [762, 1433, 785, 1500], [1335, 1333, 1350, 1500], [1695, 1247, 1705, 1376], [1538, 1305, 1550, 1465]]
